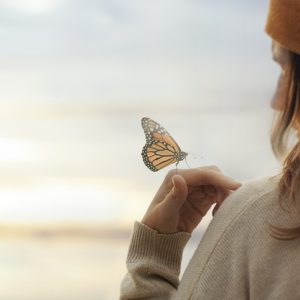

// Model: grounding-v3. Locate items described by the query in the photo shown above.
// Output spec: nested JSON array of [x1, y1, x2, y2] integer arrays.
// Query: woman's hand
[[141, 166, 241, 234]]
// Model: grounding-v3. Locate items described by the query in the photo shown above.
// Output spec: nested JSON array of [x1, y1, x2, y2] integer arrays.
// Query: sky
[[0, 0, 281, 226], [0, 0, 275, 108]]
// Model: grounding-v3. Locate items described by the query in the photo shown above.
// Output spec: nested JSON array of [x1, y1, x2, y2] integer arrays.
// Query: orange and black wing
[[141, 117, 182, 153], [141, 140, 178, 172]]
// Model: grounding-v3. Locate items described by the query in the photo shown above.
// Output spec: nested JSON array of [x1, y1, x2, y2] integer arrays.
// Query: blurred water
[[0, 229, 208, 300], [0, 237, 127, 300]]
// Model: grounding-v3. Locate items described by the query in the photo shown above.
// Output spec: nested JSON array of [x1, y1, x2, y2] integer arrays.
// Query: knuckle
[[209, 165, 221, 171], [163, 169, 177, 189], [200, 165, 220, 172], [166, 169, 177, 179]]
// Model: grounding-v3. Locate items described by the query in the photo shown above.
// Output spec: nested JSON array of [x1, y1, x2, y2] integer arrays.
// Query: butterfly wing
[[142, 140, 178, 172], [141, 117, 182, 153]]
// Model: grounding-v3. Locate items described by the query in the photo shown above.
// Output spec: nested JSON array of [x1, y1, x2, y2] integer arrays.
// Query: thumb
[[163, 175, 188, 211]]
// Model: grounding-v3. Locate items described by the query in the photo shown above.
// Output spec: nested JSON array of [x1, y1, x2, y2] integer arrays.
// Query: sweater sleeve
[[120, 221, 191, 300]]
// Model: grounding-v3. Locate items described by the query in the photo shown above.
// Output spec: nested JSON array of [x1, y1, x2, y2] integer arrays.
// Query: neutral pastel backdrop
[[0, 0, 280, 299]]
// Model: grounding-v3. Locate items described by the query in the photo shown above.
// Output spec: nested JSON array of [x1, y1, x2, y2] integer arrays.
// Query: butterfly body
[[141, 117, 187, 172]]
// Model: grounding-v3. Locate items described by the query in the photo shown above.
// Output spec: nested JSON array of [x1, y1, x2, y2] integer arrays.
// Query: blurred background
[[0, 0, 281, 299]]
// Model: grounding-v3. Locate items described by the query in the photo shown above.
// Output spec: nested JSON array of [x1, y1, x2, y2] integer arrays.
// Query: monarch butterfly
[[141, 117, 188, 172]]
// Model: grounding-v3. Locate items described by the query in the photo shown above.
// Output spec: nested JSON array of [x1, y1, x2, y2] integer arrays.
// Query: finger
[[187, 189, 215, 217], [161, 175, 188, 212], [212, 203, 220, 216], [212, 188, 231, 216], [175, 168, 241, 190], [215, 187, 229, 204], [189, 185, 228, 205], [203, 185, 217, 197]]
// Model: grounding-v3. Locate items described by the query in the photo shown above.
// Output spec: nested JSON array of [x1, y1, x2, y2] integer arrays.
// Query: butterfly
[[141, 117, 188, 172]]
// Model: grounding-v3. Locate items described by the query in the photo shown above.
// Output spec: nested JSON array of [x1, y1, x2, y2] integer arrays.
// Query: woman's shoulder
[[232, 174, 280, 199], [210, 174, 280, 231], [177, 176, 282, 297], [217, 174, 280, 219], [195, 175, 281, 254], [178, 175, 300, 299]]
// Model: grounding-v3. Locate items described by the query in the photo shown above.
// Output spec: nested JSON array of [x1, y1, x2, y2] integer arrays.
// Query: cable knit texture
[[120, 176, 300, 299], [265, 0, 300, 54]]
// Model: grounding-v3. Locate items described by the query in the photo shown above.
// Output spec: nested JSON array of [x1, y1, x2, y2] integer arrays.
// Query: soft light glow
[[0, 138, 40, 162], [2, 0, 61, 14], [0, 179, 151, 224]]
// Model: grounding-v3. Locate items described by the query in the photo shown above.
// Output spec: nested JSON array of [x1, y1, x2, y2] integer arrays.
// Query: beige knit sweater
[[120, 176, 300, 299]]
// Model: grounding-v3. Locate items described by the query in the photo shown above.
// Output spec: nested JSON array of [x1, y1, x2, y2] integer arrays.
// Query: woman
[[120, 0, 300, 299]]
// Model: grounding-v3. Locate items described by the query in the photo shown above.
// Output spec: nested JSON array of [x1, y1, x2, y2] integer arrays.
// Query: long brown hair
[[270, 50, 300, 240]]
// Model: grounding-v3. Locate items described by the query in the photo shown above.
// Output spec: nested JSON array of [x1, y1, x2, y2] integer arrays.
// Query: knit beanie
[[265, 0, 300, 55]]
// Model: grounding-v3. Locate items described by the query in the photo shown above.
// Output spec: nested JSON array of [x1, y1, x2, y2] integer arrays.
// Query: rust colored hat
[[265, 0, 300, 54]]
